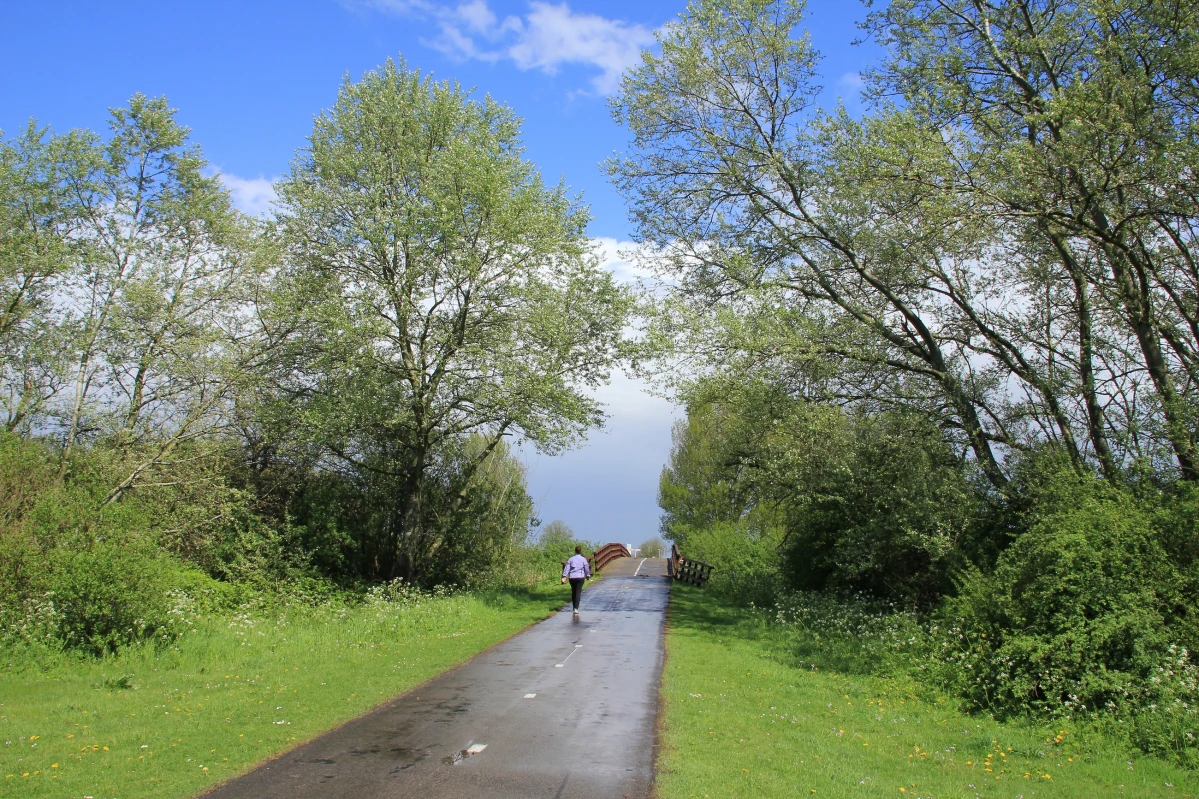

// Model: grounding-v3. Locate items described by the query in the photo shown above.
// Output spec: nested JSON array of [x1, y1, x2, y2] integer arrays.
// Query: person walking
[[561, 546, 591, 617]]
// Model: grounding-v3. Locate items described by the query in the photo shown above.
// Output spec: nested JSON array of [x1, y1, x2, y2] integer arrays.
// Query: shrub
[[43, 544, 197, 656], [931, 466, 1197, 740], [1, 542, 206, 658], [0, 434, 231, 657], [680, 519, 784, 604]]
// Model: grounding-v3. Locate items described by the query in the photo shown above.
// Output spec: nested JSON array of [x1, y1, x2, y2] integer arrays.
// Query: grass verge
[[0, 583, 563, 798], [655, 585, 1199, 798]]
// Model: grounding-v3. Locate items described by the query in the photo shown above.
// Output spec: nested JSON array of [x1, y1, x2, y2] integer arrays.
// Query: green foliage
[[677, 519, 784, 605], [929, 463, 1198, 764], [538, 519, 575, 549], [422, 437, 536, 588], [0, 433, 214, 656], [276, 437, 537, 588], [270, 57, 631, 582], [779, 409, 978, 605], [637, 537, 663, 558], [658, 401, 753, 545], [661, 390, 976, 605], [36, 544, 195, 657], [534, 519, 585, 569]]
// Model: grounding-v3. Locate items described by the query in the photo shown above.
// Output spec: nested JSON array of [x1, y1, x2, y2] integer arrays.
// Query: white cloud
[[591, 236, 654, 285], [501, 3, 655, 94], [351, 1, 657, 95], [218, 173, 279, 218], [455, 0, 502, 32], [840, 71, 865, 88]]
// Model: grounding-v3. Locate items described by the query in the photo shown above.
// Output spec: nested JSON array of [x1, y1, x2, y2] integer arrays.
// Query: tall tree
[[272, 59, 631, 580], [610, 0, 1011, 486], [612, 0, 1199, 486], [866, 0, 1199, 478], [0, 124, 75, 433], [51, 94, 254, 497]]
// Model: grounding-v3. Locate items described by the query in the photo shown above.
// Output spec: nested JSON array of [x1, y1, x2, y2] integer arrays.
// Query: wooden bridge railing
[[668, 543, 713, 587], [563, 542, 632, 576], [592, 542, 631, 572]]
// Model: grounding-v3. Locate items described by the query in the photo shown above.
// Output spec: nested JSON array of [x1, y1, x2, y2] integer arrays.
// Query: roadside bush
[[930, 465, 1198, 762], [680, 518, 784, 604], [1, 538, 209, 658], [0, 435, 244, 657], [43, 544, 197, 656]]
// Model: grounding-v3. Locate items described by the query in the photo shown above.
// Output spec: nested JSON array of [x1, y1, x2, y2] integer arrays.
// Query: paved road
[[203, 557, 670, 799]]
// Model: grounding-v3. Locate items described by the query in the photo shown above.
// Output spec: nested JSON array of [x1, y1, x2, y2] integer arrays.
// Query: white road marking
[[523, 693, 536, 699], [634, 558, 647, 576], [466, 743, 487, 754], [555, 645, 583, 668]]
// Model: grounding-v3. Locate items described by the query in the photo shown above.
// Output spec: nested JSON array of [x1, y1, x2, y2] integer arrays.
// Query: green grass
[[0, 583, 564, 798], [656, 585, 1199, 799]]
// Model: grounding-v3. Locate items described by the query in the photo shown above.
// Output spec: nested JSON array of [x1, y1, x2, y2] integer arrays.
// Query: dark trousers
[[569, 578, 585, 610]]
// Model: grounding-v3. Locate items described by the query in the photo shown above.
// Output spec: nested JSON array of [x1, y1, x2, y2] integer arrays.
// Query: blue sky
[[2, 0, 882, 545]]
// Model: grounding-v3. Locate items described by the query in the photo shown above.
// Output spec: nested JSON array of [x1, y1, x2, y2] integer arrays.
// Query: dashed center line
[[523, 693, 536, 699]]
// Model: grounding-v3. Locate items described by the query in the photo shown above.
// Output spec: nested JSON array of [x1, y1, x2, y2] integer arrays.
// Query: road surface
[[203, 557, 670, 799]]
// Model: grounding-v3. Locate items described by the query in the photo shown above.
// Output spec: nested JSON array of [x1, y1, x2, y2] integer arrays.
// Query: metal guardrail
[[669, 543, 713, 587]]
